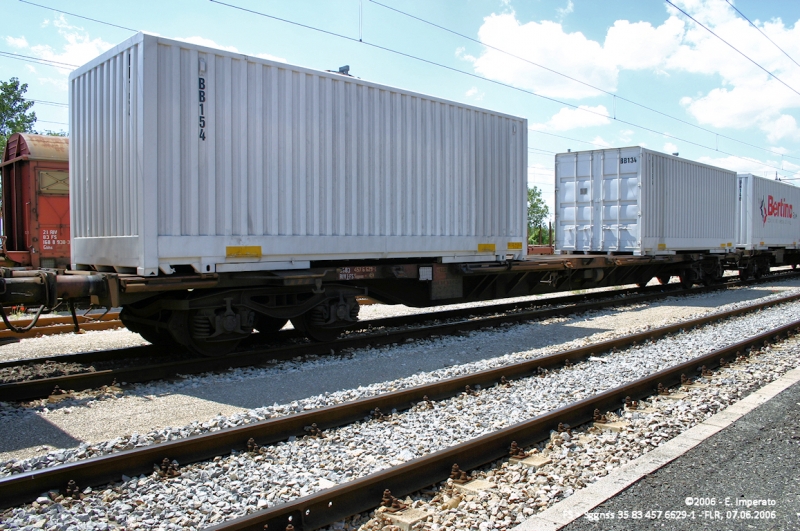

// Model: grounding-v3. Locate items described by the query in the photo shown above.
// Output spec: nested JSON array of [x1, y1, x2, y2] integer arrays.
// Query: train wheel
[[120, 308, 176, 346], [657, 275, 671, 285], [186, 308, 246, 356], [291, 310, 342, 342], [135, 323, 177, 346], [702, 263, 724, 286], [749, 259, 766, 280], [679, 275, 694, 289], [739, 264, 753, 280]]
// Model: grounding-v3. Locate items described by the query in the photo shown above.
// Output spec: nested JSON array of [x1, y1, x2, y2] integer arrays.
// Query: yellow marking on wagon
[[226, 246, 262, 258], [507, 242, 523, 250], [478, 243, 496, 253]]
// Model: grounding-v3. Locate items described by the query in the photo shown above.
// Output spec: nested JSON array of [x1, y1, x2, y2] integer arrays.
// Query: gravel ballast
[[0, 281, 797, 465], [1, 281, 799, 530]]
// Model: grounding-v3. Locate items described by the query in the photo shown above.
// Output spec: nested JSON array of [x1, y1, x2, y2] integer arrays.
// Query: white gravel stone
[[0, 278, 799, 531], [2, 281, 799, 468]]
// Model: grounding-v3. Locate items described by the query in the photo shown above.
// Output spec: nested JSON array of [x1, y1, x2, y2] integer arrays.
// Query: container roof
[[1, 133, 69, 167]]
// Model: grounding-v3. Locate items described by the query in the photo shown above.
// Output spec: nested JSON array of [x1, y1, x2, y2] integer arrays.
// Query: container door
[[555, 153, 584, 252], [35, 167, 71, 267], [598, 148, 640, 252]]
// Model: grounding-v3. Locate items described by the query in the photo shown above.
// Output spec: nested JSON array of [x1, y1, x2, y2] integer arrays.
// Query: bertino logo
[[760, 195, 795, 225]]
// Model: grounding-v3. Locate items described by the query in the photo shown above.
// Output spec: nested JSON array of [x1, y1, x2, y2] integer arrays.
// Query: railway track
[[0, 311, 122, 340], [0, 272, 797, 402], [1, 289, 798, 518]]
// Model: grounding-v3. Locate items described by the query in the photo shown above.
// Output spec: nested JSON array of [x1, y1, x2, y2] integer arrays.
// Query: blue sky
[[2, 0, 800, 217]]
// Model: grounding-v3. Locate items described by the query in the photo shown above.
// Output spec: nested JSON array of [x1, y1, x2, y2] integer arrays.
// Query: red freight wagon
[[1, 133, 70, 269]]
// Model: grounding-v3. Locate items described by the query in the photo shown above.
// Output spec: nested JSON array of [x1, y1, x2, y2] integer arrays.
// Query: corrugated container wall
[[554, 147, 737, 255], [737, 174, 800, 250], [69, 33, 527, 276]]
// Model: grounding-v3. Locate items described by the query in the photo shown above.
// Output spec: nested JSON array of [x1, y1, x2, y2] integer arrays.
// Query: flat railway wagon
[[1, 33, 797, 354], [0, 133, 71, 269]]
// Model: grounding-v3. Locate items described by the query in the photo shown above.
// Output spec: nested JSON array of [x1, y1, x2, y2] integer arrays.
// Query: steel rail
[[0, 278, 757, 401], [0, 319, 123, 339], [0, 311, 122, 339], [0, 312, 120, 331], [1, 291, 798, 510], [205, 317, 800, 531]]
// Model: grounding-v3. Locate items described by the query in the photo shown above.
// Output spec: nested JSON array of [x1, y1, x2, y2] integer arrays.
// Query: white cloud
[[763, 114, 799, 143], [178, 36, 239, 53], [695, 154, 784, 176], [664, 0, 800, 137], [469, 13, 615, 99], [455, 46, 477, 63], [589, 136, 611, 148], [681, 81, 800, 141], [467, 0, 800, 147], [466, 11, 686, 100], [694, 153, 800, 182], [25, 65, 37, 74], [556, 1, 574, 18], [604, 18, 684, 70], [38, 76, 68, 91], [254, 52, 286, 63], [6, 36, 28, 48], [663, 142, 679, 154], [25, 15, 113, 74], [176, 37, 287, 63], [531, 105, 610, 131], [465, 86, 485, 100], [619, 129, 634, 143]]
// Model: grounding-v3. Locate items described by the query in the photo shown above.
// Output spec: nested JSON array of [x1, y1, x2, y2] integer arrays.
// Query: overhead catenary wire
[[0, 50, 78, 68], [31, 99, 68, 107], [724, 0, 800, 71], [8, 0, 795, 176], [207, 0, 795, 178], [529, 129, 619, 150], [9, 0, 793, 179], [665, 0, 800, 100], [528, 147, 558, 154], [369, 0, 800, 162], [18, 0, 137, 32]]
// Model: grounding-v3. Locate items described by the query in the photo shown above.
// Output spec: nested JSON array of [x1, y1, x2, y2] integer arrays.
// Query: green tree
[[0, 77, 36, 155], [527, 186, 550, 245], [39, 129, 67, 137]]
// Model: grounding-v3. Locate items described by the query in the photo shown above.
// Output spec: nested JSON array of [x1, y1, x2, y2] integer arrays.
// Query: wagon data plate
[[337, 266, 377, 280]]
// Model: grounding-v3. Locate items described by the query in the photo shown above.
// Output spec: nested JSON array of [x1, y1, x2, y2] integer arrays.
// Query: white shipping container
[[69, 33, 527, 276], [554, 147, 737, 255], [737, 174, 800, 250]]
